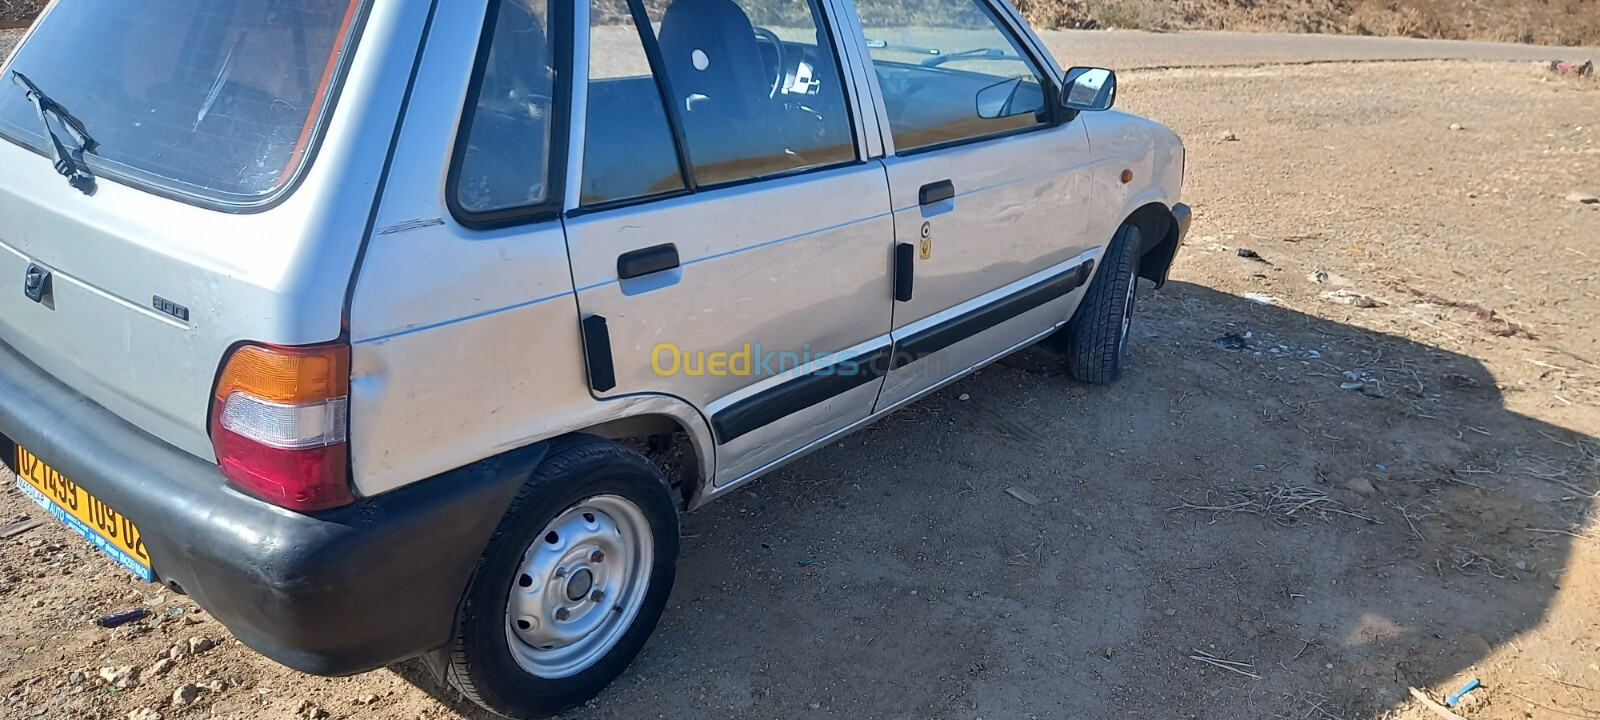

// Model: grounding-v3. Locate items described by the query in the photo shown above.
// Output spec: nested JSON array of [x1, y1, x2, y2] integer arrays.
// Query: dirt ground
[[3, 37, 1600, 720], [1015, 0, 1600, 47]]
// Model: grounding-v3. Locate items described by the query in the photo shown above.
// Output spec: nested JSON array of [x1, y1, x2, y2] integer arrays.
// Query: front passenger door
[[849, 0, 1101, 410]]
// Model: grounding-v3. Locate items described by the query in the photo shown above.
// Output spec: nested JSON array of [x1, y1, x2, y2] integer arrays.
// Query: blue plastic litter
[[1447, 678, 1481, 707]]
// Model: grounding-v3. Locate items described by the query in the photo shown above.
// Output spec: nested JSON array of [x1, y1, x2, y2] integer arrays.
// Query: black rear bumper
[[0, 337, 540, 676]]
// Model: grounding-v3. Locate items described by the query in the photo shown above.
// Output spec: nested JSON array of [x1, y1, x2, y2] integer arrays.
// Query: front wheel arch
[[1124, 202, 1181, 288]]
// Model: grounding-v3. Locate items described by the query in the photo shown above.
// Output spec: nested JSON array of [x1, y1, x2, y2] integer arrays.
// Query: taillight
[[209, 343, 355, 512]]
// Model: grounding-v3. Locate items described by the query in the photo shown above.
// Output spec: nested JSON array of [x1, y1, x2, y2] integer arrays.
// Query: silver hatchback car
[[0, 0, 1187, 716]]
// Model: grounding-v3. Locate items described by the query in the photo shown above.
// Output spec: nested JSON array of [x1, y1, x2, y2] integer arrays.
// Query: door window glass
[[630, 0, 857, 187], [855, 0, 1048, 152], [583, 0, 689, 206], [455, 0, 560, 216]]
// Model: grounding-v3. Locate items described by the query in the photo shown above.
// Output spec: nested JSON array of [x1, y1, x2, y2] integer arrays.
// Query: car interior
[[582, 0, 856, 203], [472, 0, 1055, 211]]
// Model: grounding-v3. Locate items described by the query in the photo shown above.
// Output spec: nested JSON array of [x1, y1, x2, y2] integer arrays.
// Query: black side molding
[[920, 180, 956, 206], [617, 244, 680, 280], [580, 315, 617, 392], [712, 345, 892, 444], [893, 259, 1095, 370], [894, 243, 916, 302]]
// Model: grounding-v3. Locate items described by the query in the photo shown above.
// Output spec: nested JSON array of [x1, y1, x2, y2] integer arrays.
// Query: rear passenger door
[[565, 0, 896, 487], [844, 0, 1101, 410]]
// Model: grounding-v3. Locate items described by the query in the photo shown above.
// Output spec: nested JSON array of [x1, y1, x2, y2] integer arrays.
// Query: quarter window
[[455, 0, 560, 216], [855, 0, 1049, 152]]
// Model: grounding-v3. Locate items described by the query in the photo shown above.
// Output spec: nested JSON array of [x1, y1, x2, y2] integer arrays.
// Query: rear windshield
[[0, 0, 365, 206]]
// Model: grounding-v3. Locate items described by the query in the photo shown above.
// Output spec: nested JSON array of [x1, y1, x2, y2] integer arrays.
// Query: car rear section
[[0, 0, 494, 674]]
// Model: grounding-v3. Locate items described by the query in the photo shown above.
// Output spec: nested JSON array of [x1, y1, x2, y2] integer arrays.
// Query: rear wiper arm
[[921, 47, 1023, 67], [10, 71, 99, 195]]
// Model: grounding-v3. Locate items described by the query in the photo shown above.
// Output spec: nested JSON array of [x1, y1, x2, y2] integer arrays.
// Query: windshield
[[0, 0, 366, 205]]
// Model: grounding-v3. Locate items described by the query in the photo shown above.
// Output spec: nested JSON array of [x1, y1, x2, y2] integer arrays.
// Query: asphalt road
[[1038, 29, 1597, 70], [3, 26, 1598, 74]]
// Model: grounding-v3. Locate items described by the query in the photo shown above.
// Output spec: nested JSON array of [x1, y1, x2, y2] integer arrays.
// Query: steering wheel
[[752, 27, 788, 99]]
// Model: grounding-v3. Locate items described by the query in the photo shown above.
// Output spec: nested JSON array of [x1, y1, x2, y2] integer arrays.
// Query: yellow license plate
[[14, 446, 153, 581]]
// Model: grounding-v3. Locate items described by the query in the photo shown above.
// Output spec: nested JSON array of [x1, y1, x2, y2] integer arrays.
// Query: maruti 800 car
[[0, 0, 1187, 715]]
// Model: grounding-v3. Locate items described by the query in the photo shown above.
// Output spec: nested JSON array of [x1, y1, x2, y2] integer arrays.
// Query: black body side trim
[[0, 337, 541, 676], [894, 243, 916, 302], [919, 179, 956, 206], [581, 315, 617, 392], [892, 260, 1093, 370], [712, 345, 892, 444], [617, 244, 681, 280]]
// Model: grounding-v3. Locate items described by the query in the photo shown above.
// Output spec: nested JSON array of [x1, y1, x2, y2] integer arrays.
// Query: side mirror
[[1062, 67, 1116, 112], [976, 78, 1024, 120], [976, 77, 1047, 120]]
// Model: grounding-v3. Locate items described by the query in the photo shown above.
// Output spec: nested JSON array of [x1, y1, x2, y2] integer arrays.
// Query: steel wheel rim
[[505, 495, 654, 679]]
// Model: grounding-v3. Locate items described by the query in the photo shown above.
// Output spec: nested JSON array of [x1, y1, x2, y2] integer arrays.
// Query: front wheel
[[446, 436, 680, 719], [1047, 223, 1142, 384]]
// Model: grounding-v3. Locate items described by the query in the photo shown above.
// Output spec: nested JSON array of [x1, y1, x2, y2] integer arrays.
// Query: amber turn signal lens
[[214, 344, 349, 404], [1121, 169, 1135, 184]]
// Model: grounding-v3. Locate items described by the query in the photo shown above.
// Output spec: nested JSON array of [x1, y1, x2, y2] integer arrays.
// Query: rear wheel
[[446, 436, 679, 719], [1048, 223, 1143, 384]]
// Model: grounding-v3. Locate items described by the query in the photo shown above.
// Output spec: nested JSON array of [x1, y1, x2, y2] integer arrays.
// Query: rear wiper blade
[[921, 47, 1023, 67], [10, 71, 99, 195]]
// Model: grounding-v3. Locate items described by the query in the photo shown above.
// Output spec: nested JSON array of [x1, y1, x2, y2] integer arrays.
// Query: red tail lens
[[209, 343, 354, 512]]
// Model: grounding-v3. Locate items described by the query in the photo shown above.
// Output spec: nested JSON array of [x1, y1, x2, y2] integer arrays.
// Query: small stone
[[167, 645, 186, 660], [1360, 384, 1387, 399], [1165, 608, 1177, 616], [1567, 192, 1600, 205], [149, 659, 174, 676], [98, 666, 137, 689], [171, 684, 201, 706], [68, 671, 86, 685], [1220, 130, 1239, 142], [355, 694, 379, 705], [958, 393, 970, 402], [127, 710, 162, 720], [1344, 477, 1378, 496], [200, 680, 225, 693], [1449, 123, 1463, 131], [187, 636, 214, 655]]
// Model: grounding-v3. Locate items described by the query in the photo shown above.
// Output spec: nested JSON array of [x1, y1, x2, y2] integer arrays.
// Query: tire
[[446, 435, 680, 719], [1050, 223, 1142, 384]]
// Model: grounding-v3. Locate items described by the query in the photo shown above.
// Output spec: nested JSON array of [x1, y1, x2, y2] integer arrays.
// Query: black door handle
[[617, 244, 680, 280], [919, 180, 955, 206], [894, 243, 915, 302]]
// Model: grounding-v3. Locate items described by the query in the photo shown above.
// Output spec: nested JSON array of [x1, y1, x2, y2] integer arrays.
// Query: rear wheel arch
[[574, 413, 708, 506]]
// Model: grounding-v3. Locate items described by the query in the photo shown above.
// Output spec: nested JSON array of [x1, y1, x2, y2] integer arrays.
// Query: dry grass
[[1167, 484, 1383, 526], [1087, 0, 1164, 31]]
